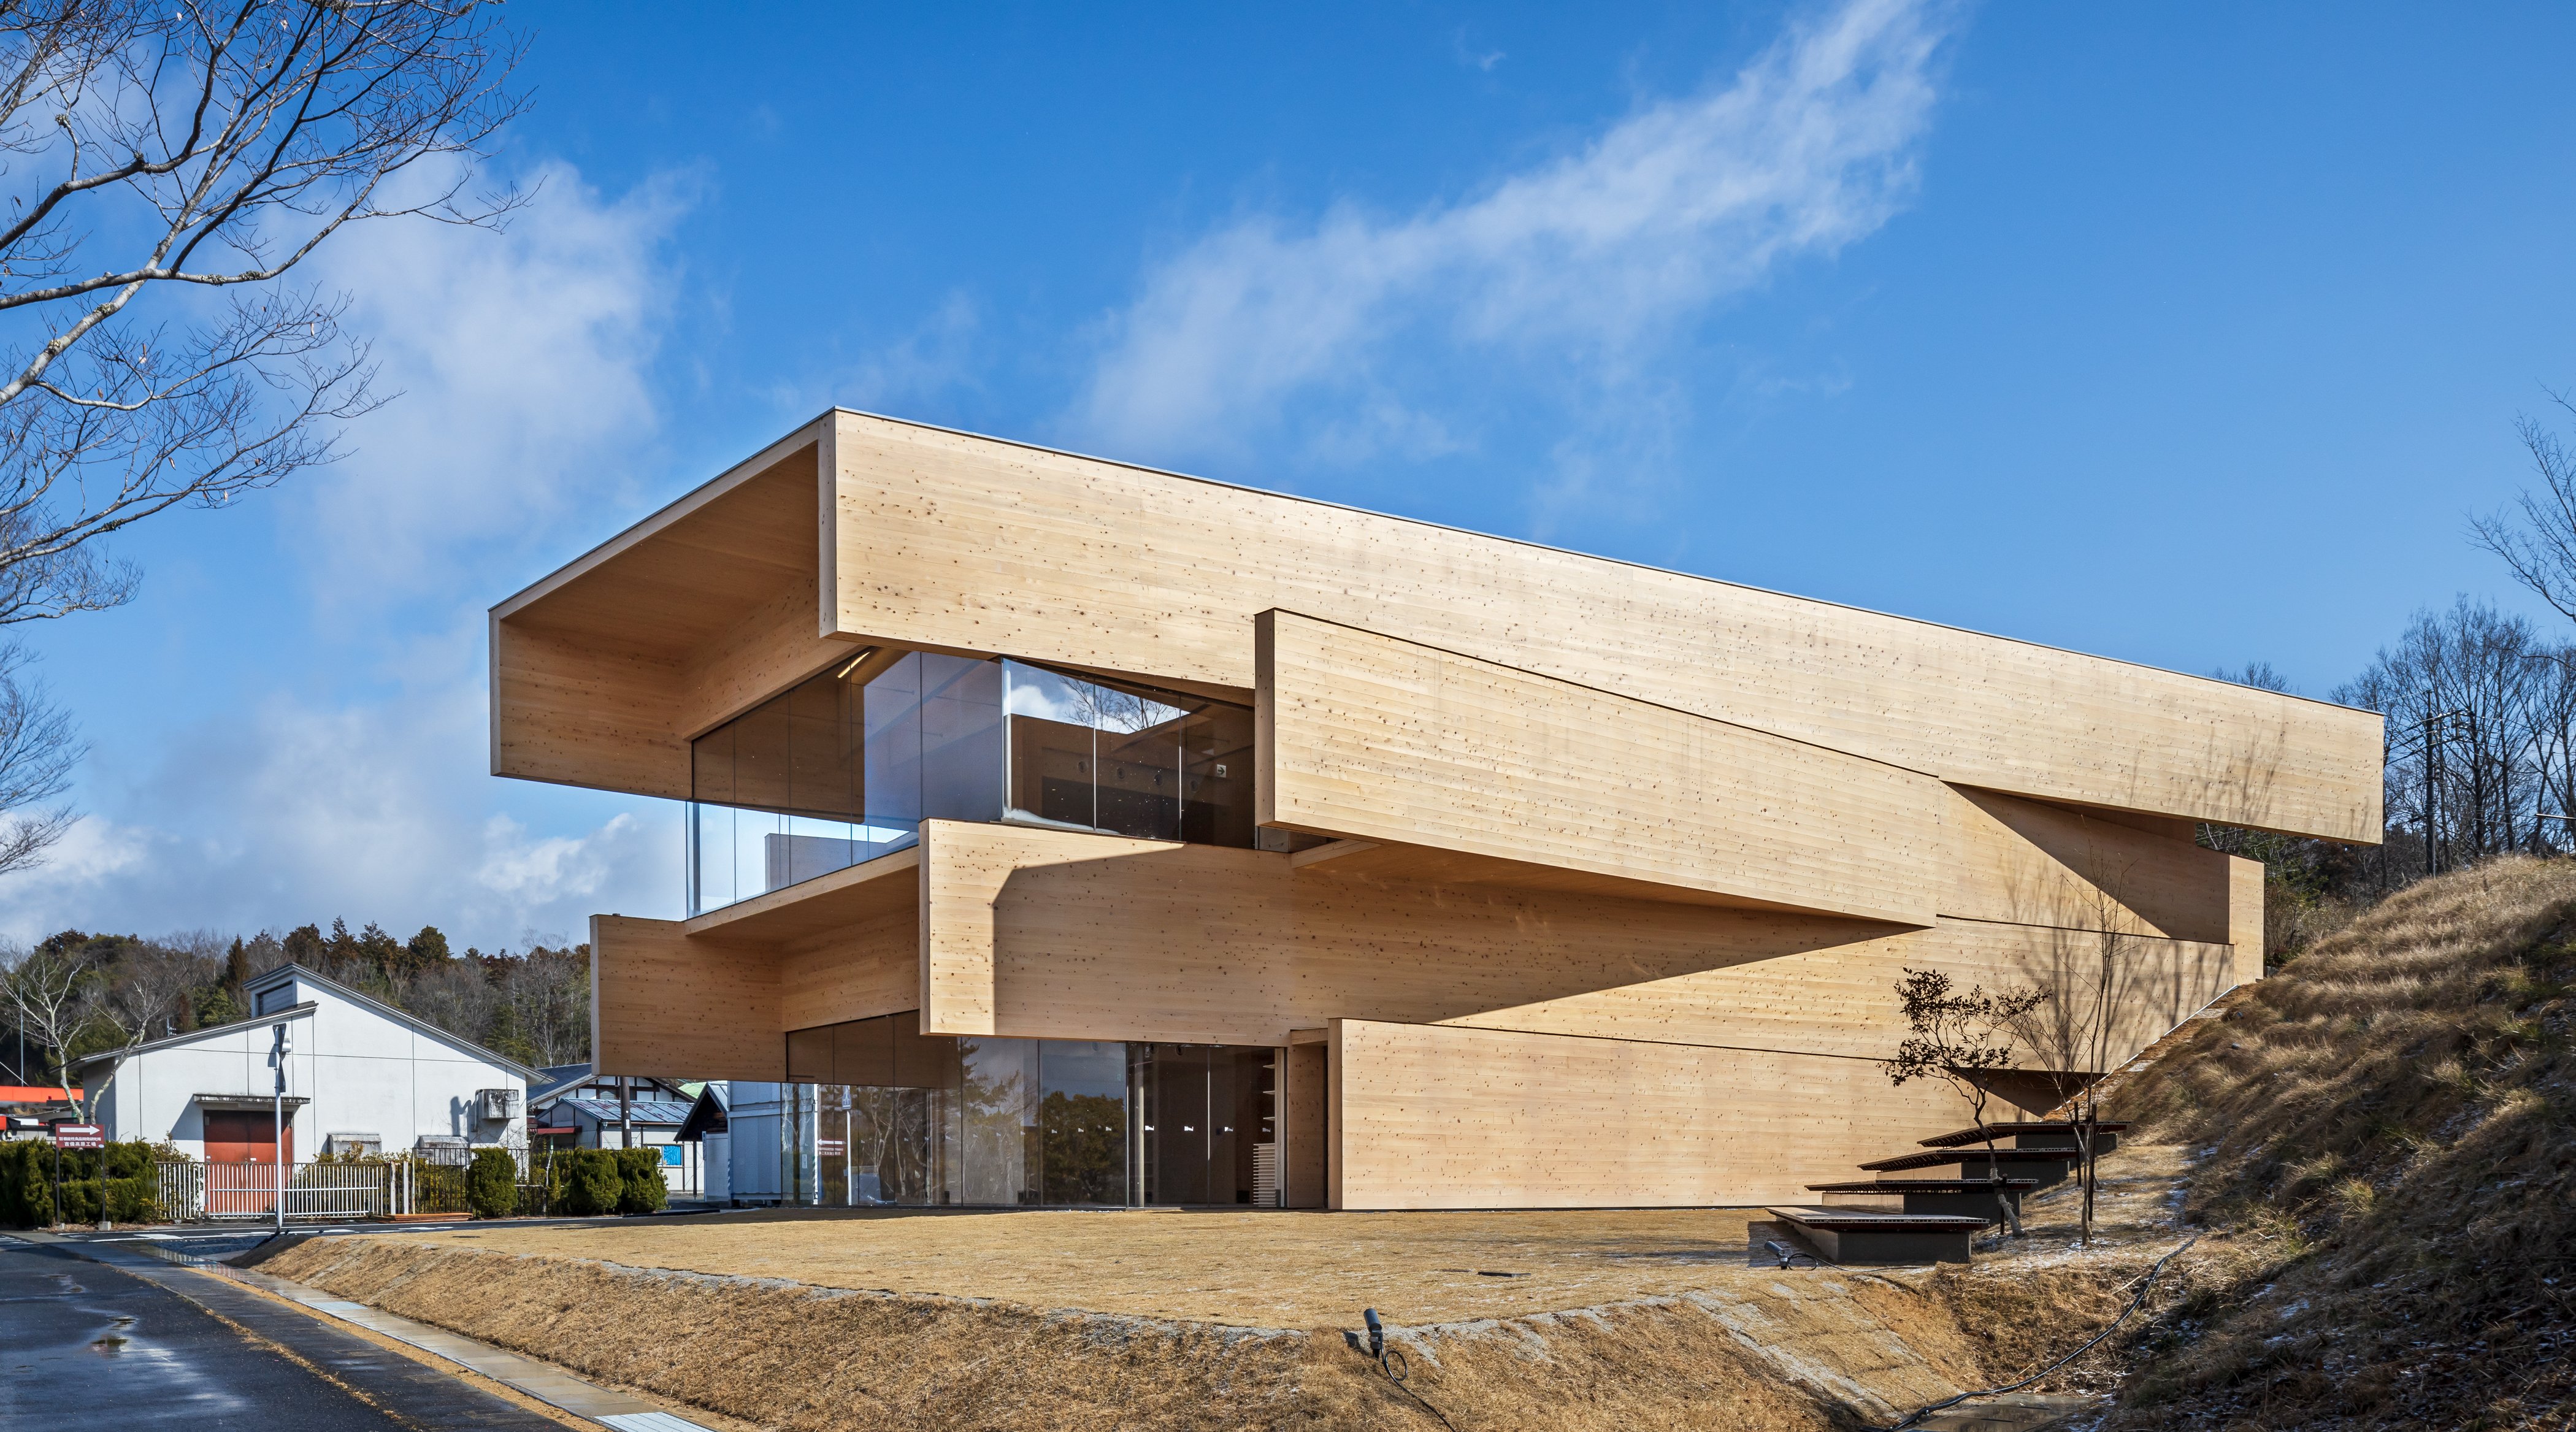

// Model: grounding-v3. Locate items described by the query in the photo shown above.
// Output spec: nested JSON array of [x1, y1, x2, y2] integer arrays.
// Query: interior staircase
[[1763, 1119, 2127, 1266]]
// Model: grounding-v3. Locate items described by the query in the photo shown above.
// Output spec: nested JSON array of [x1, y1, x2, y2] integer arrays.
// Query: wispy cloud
[[1071, 0, 1957, 469], [299, 160, 698, 596]]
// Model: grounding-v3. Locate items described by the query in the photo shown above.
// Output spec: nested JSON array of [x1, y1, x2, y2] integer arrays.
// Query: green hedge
[[0, 1139, 166, 1228], [614, 1146, 667, 1215], [561, 1147, 621, 1216], [468, 1147, 518, 1219], [550, 1146, 667, 1217]]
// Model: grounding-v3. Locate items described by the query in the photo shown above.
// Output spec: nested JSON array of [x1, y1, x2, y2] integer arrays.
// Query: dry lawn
[[256, 1187, 2201, 1432], [263, 1222, 2004, 1432], [393, 1205, 1766, 1328]]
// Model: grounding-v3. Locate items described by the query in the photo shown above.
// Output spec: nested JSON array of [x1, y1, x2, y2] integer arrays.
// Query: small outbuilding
[[72, 963, 536, 1163]]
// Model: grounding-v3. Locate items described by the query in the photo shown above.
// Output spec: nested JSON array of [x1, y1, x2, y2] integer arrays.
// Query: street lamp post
[[272, 1021, 290, 1236]]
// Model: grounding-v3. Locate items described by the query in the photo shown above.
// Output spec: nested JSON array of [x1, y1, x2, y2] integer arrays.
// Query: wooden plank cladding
[[1255, 609, 1941, 924], [914, 819, 2230, 1071], [491, 426, 837, 799], [1941, 785, 2237, 943], [1330, 1020, 1971, 1209], [591, 915, 783, 1081], [826, 412, 2382, 841]]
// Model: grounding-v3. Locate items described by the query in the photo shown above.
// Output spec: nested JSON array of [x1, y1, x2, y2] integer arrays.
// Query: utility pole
[[2398, 705, 2468, 878], [618, 1073, 632, 1150]]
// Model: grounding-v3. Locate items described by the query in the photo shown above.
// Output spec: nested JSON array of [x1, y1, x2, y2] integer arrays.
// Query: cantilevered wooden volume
[[1255, 608, 1943, 924], [523, 409, 2383, 1211]]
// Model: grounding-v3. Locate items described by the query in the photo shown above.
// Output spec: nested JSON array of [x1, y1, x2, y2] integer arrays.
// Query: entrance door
[[202, 1110, 294, 1216], [203, 1109, 293, 1164]]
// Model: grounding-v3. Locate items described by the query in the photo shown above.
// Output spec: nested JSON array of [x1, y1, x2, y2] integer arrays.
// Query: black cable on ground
[[1363, 1307, 1462, 1431], [1871, 1235, 2202, 1432]]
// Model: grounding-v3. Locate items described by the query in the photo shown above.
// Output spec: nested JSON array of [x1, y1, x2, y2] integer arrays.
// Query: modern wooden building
[[491, 411, 2382, 1211]]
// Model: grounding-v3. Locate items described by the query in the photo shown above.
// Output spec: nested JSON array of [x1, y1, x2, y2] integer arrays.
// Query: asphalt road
[[0, 1236, 563, 1431]]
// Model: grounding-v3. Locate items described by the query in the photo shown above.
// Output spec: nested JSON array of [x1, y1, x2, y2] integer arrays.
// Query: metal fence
[[150, 1149, 599, 1222], [158, 1160, 421, 1221]]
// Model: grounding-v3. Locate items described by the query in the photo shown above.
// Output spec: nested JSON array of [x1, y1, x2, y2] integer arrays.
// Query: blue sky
[[15, 0, 2576, 951]]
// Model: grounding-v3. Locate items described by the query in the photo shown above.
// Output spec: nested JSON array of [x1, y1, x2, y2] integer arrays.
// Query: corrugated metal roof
[[557, 1097, 694, 1125]]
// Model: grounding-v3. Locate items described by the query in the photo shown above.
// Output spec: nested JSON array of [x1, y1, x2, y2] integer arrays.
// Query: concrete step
[[1806, 1177, 2039, 1223], [1857, 1147, 2076, 1189], [1766, 1205, 1985, 1265], [1917, 1120, 2125, 1154]]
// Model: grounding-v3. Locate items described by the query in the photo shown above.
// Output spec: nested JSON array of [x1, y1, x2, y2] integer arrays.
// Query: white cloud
[[1072, 0, 1955, 463], [0, 158, 694, 951], [299, 159, 697, 594], [0, 657, 677, 950]]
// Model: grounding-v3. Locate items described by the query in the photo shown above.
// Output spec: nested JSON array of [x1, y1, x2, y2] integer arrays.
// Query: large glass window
[[689, 652, 1254, 914], [780, 1014, 1271, 1208]]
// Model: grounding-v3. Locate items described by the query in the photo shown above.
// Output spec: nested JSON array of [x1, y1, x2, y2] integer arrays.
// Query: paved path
[[0, 1236, 564, 1431]]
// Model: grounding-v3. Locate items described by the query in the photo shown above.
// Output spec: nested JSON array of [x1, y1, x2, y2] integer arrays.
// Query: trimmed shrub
[[561, 1148, 621, 1216], [613, 1146, 667, 1215], [0, 1141, 164, 1227], [467, 1147, 519, 1219], [0, 1140, 52, 1227]]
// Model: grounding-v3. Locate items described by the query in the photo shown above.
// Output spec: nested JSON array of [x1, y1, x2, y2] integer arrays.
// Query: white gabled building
[[73, 963, 537, 1162]]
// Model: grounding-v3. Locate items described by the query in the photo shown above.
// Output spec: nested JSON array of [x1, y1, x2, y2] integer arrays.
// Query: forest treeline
[[2202, 592, 2576, 960], [0, 919, 588, 1090]]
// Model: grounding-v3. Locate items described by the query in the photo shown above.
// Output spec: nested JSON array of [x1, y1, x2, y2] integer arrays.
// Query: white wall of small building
[[82, 973, 527, 1158]]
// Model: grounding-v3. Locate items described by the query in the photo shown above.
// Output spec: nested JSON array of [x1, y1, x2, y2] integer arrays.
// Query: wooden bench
[[1765, 1206, 1985, 1265], [1804, 1177, 2040, 1223]]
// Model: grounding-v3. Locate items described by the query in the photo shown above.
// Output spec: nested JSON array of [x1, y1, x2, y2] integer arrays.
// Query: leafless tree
[[0, 641, 75, 873], [0, 1, 526, 870], [2471, 391, 2576, 624], [2336, 599, 2553, 873], [1885, 968, 2045, 1239], [2007, 862, 2152, 1249], [0, 935, 94, 1103], [71, 936, 209, 1117]]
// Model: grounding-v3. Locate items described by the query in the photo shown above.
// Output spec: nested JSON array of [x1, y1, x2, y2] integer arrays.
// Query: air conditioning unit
[[475, 1088, 520, 1124], [415, 1135, 470, 1166]]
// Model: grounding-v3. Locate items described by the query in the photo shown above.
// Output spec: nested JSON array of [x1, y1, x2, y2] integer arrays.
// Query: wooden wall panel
[[1331, 1020, 1971, 1209], [917, 821, 2237, 1074], [592, 915, 783, 1080], [492, 436, 829, 797], [676, 568, 861, 741], [1941, 786, 2234, 942], [778, 905, 918, 1029], [1257, 610, 1942, 924], [827, 412, 2382, 841], [2228, 854, 2265, 978], [919, 820, 1885, 1045], [1464, 918, 2238, 1071], [1284, 1041, 1327, 1209], [490, 626, 687, 800]]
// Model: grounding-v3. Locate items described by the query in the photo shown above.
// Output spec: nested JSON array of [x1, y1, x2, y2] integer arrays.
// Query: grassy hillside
[[2106, 856, 2576, 1430]]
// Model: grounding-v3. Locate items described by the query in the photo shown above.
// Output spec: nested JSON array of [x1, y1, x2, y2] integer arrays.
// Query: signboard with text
[[53, 1124, 103, 1149]]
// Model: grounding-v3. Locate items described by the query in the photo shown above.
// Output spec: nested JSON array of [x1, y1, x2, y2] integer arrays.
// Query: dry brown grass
[[364, 1206, 1769, 1328], [2098, 856, 2576, 1431], [260, 1230, 2014, 1431]]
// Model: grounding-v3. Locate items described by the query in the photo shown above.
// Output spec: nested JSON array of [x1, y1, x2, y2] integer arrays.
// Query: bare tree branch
[[0, 1, 527, 627]]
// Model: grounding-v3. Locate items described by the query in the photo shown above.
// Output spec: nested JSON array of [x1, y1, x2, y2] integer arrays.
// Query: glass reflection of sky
[[1003, 661, 1187, 734]]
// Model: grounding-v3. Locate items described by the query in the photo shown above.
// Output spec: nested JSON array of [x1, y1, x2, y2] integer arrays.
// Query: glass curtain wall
[[781, 1014, 1276, 1208], [689, 653, 1253, 915]]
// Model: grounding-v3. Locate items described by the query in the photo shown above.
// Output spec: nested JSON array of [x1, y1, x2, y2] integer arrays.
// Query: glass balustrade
[[686, 649, 1254, 916]]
